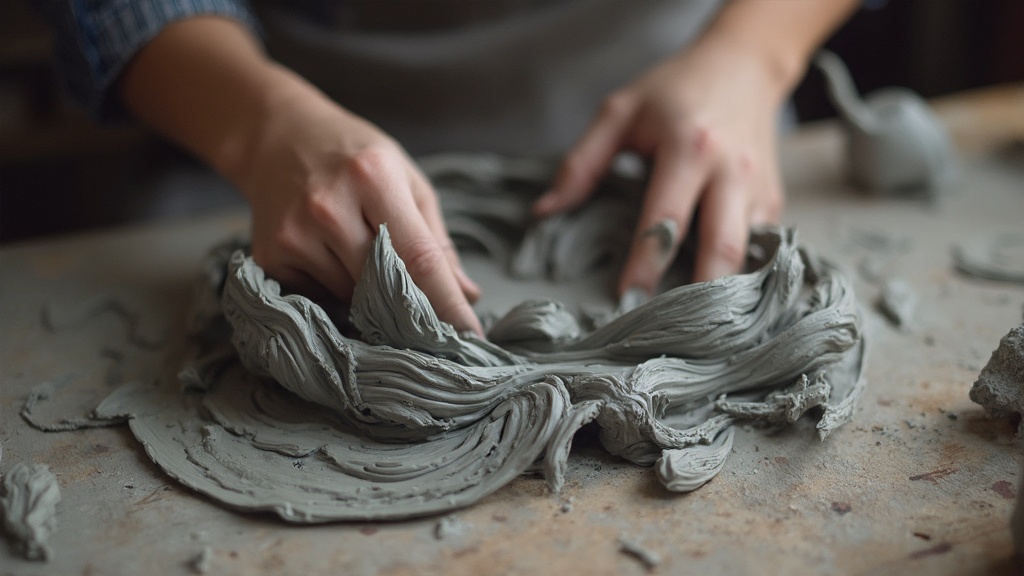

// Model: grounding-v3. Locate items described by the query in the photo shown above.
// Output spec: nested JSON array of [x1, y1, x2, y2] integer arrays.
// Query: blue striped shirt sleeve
[[32, 0, 259, 121]]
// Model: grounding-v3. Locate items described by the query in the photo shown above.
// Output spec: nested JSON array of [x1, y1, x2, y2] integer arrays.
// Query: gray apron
[[256, 0, 724, 155]]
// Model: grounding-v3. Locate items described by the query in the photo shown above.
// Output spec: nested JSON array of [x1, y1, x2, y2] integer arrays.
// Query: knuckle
[[400, 238, 448, 280], [304, 187, 337, 228], [685, 124, 716, 157], [345, 144, 396, 186]]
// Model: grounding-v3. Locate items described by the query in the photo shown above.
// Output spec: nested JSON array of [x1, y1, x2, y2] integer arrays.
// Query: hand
[[533, 35, 787, 296], [235, 81, 483, 335], [116, 18, 482, 335]]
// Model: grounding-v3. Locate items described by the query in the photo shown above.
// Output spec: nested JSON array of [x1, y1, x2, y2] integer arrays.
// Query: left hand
[[532, 34, 787, 296]]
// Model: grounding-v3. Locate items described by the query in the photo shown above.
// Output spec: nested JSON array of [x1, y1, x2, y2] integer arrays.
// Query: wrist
[[695, 0, 859, 100], [215, 62, 327, 185], [696, 21, 805, 104]]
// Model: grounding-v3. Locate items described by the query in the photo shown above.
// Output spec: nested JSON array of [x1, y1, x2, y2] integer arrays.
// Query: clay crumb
[[618, 536, 661, 571], [433, 517, 467, 540], [188, 546, 213, 575], [969, 323, 1024, 435], [953, 233, 1024, 285], [875, 279, 916, 330], [1, 462, 61, 562]]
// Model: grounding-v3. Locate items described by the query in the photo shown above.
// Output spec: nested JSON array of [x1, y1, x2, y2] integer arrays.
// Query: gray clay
[[816, 50, 956, 194], [188, 546, 213, 575], [875, 279, 916, 330], [618, 535, 661, 570], [433, 516, 467, 540], [954, 233, 1024, 285], [1, 462, 61, 561], [655, 426, 734, 492], [42, 297, 166, 350], [95, 153, 866, 522], [969, 323, 1024, 435]]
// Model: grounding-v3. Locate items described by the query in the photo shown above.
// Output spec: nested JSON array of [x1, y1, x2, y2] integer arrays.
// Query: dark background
[[2, 0, 1023, 243]]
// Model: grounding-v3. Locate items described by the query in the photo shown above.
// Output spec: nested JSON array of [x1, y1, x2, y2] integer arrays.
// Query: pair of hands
[[243, 39, 786, 336]]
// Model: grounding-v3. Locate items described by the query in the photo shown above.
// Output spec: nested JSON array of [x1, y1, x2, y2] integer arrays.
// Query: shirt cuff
[[58, 0, 259, 121]]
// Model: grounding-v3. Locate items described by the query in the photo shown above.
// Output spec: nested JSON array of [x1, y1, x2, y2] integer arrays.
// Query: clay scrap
[[954, 233, 1024, 284], [969, 323, 1024, 435], [815, 50, 957, 194], [95, 154, 866, 522], [875, 279, 916, 330], [1, 462, 61, 561]]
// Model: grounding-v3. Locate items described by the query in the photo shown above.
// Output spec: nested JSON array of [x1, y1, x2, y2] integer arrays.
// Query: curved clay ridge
[[92, 153, 868, 520], [97, 154, 866, 522]]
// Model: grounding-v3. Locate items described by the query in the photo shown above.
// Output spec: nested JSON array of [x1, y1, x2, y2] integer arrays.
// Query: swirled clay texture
[[1, 463, 61, 561], [97, 154, 866, 522]]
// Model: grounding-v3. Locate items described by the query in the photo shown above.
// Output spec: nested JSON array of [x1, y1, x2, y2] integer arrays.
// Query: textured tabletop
[[1, 84, 1023, 576]]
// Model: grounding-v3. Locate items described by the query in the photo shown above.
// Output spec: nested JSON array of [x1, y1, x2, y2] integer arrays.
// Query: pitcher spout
[[814, 50, 875, 132]]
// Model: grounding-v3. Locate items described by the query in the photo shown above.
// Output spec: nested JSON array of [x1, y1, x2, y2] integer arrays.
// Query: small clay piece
[[20, 379, 127, 433], [656, 427, 734, 492], [954, 233, 1024, 284], [187, 546, 213, 575], [816, 50, 956, 194], [433, 516, 467, 540], [1, 462, 61, 561], [42, 297, 166, 350], [969, 323, 1024, 435], [618, 535, 661, 570], [875, 279, 916, 330]]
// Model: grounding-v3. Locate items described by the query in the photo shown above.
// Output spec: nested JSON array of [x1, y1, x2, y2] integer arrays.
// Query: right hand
[[115, 17, 481, 334], [233, 75, 483, 335]]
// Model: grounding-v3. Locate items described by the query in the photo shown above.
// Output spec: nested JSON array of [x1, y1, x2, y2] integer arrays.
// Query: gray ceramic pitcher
[[815, 50, 956, 194]]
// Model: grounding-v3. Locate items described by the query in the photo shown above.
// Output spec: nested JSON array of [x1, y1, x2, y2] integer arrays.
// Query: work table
[[1, 84, 1023, 575]]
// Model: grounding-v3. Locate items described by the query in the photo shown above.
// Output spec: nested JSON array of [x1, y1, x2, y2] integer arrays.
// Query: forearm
[[117, 16, 312, 181], [697, 0, 860, 100]]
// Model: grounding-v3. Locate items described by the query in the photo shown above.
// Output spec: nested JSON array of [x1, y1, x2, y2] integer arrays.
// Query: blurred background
[[2, 0, 1023, 243]]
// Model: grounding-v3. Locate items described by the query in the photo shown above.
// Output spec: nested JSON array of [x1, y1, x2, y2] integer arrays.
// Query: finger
[[294, 244, 358, 302], [301, 184, 375, 297], [385, 216, 483, 336], [616, 139, 710, 296], [533, 94, 633, 217], [749, 168, 784, 227], [692, 167, 750, 283], [407, 164, 482, 303], [361, 165, 483, 336]]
